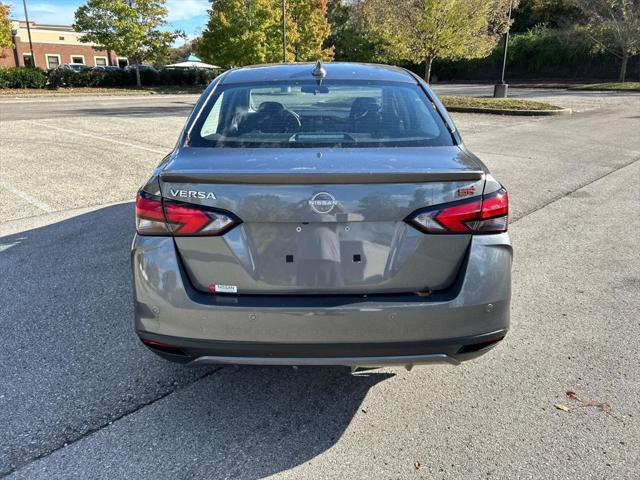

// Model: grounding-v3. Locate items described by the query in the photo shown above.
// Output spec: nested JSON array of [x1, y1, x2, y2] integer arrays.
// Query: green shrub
[[43, 65, 218, 89], [47, 68, 78, 88], [77, 69, 103, 87], [195, 68, 217, 85], [96, 69, 134, 87], [138, 67, 160, 86], [0, 67, 48, 88], [159, 68, 216, 86], [506, 26, 593, 71], [427, 26, 634, 81], [47, 68, 127, 88], [160, 67, 196, 86]]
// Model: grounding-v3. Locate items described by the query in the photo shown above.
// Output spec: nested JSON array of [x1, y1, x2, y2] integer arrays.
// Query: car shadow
[[82, 365, 393, 479], [0, 203, 392, 477]]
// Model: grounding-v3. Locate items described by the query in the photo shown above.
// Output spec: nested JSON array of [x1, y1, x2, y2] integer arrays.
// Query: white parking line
[[26, 121, 168, 155], [0, 180, 53, 212]]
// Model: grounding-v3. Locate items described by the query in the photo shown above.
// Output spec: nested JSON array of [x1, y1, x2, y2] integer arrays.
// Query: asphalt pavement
[[0, 86, 639, 479]]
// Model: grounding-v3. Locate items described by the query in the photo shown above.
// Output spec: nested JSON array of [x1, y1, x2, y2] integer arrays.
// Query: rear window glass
[[190, 80, 453, 148]]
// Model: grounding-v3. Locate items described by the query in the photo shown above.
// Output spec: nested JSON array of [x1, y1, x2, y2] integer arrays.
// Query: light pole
[[22, 0, 36, 67], [281, 0, 286, 63], [494, 0, 513, 98]]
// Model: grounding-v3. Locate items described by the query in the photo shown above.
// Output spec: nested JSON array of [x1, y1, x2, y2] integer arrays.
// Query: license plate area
[[273, 222, 396, 287]]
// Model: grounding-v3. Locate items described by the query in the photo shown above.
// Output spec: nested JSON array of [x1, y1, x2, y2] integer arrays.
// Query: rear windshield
[[190, 80, 453, 148]]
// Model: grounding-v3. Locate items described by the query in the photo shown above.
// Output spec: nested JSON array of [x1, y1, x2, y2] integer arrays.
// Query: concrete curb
[[569, 87, 640, 92], [445, 106, 573, 116]]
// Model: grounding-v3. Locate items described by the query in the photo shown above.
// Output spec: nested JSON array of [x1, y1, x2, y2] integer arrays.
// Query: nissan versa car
[[132, 62, 511, 369]]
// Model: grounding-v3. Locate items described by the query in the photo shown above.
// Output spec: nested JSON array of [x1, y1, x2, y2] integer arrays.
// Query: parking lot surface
[[1, 86, 639, 479]]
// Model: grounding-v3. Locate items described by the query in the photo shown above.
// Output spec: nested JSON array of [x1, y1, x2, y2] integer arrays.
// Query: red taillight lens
[[406, 188, 508, 234], [136, 192, 170, 235], [163, 199, 239, 236], [135, 191, 240, 236], [481, 189, 508, 219], [474, 189, 509, 233]]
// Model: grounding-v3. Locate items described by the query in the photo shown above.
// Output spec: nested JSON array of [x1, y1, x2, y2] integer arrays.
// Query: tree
[[74, 0, 182, 87], [570, 0, 640, 82], [362, 0, 508, 82], [324, 0, 385, 61], [195, 0, 284, 67], [511, 0, 581, 33], [287, 0, 334, 61], [488, 0, 521, 38], [0, 2, 13, 51], [168, 40, 196, 63], [196, 0, 333, 68]]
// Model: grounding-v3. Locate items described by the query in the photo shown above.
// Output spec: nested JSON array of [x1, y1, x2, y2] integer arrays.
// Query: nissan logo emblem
[[309, 192, 338, 214]]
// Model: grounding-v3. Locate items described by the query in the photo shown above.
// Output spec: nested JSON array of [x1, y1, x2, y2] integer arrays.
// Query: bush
[[159, 67, 196, 86], [427, 26, 638, 82], [47, 68, 79, 88], [46, 67, 214, 88], [159, 68, 217, 86], [506, 26, 594, 72], [138, 67, 160, 86], [0, 67, 48, 88], [47, 68, 108, 88], [33, 65, 219, 90], [96, 69, 134, 87], [195, 68, 218, 85]]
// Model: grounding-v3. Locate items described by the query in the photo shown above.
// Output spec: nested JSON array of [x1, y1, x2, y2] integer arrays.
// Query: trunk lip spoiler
[[160, 171, 484, 184]]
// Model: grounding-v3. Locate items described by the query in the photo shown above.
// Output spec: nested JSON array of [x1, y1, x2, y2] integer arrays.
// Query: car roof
[[221, 62, 418, 85]]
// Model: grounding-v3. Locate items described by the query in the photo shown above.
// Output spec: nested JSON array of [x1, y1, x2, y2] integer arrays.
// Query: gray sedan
[[132, 62, 511, 369]]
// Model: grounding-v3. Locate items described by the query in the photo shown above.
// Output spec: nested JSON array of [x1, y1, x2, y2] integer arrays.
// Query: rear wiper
[[288, 133, 356, 143]]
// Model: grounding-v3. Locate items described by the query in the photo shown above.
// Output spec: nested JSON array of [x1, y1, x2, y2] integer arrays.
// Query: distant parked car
[[93, 65, 123, 72], [60, 63, 89, 72], [125, 64, 158, 73]]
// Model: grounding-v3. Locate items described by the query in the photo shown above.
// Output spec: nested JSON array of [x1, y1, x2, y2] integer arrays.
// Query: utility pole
[[22, 0, 36, 67], [281, 0, 286, 63], [493, 0, 513, 98]]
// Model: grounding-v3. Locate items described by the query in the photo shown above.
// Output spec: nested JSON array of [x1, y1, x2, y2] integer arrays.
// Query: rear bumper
[[138, 329, 507, 367], [132, 233, 512, 365]]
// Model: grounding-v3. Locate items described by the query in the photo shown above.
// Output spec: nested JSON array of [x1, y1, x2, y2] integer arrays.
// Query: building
[[0, 21, 128, 69]]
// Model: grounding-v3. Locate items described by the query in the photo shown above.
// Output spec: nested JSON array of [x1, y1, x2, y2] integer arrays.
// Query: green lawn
[[573, 82, 640, 91], [441, 95, 562, 111]]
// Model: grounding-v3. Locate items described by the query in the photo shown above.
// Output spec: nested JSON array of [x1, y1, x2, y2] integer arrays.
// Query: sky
[[4, 0, 210, 44]]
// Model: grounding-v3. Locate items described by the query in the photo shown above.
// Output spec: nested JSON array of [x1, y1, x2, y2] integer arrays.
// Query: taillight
[[472, 189, 509, 233], [406, 188, 508, 234], [135, 191, 240, 236], [163, 199, 239, 236], [136, 191, 170, 235]]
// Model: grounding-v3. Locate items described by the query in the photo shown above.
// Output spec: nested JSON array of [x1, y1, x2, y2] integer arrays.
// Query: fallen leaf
[[566, 390, 612, 412], [554, 403, 570, 412], [566, 390, 579, 401]]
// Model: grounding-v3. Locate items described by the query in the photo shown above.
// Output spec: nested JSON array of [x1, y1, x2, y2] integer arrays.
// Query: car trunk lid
[[161, 147, 485, 295]]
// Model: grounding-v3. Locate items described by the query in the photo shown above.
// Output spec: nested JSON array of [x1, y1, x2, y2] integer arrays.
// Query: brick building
[[0, 21, 128, 69]]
